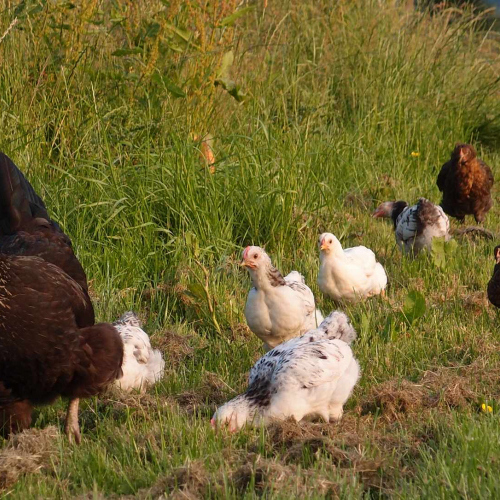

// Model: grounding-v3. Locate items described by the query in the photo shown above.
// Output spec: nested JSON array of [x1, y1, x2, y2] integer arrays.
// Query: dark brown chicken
[[0, 153, 123, 443], [0, 255, 123, 443], [437, 144, 494, 223], [0, 153, 89, 292], [487, 245, 500, 309]]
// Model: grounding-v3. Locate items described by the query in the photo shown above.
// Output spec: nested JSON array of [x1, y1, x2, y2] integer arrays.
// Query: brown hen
[[437, 143, 494, 223], [0, 153, 123, 443]]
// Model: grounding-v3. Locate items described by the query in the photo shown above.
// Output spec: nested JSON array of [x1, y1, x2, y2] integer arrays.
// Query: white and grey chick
[[113, 312, 165, 392], [318, 233, 387, 302], [212, 311, 360, 431], [373, 198, 450, 256], [241, 246, 324, 351]]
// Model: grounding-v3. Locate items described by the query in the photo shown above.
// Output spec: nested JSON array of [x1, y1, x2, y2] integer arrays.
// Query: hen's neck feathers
[[250, 263, 286, 290], [390, 201, 409, 228]]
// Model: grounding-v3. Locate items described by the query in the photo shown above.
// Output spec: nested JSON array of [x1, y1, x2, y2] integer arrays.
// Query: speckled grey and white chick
[[212, 311, 360, 431]]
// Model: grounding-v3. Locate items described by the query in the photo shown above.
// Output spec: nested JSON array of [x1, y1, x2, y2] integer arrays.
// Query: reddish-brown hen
[[437, 143, 494, 223], [0, 153, 123, 443]]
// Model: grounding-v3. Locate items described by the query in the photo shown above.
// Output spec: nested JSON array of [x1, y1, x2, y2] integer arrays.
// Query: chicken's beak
[[320, 241, 327, 251], [239, 259, 248, 267], [372, 208, 384, 218]]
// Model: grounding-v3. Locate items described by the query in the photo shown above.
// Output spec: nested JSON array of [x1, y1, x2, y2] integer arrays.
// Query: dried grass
[[0, 426, 59, 490], [174, 370, 234, 414], [361, 361, 500, 421]]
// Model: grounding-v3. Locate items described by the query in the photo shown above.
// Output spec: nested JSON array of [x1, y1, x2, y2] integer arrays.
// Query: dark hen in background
[[437, 143, 494, 223], [0, 153, 123, 443]]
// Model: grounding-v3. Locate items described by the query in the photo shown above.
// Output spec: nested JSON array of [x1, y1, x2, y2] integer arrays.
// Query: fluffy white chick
[[113, 312, 165, 392], [318, 233, 387, 302]]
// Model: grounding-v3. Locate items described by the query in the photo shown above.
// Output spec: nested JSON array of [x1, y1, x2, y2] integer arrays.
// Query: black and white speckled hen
[[0, 153, 123, 443], [0, 153, 88, 292]]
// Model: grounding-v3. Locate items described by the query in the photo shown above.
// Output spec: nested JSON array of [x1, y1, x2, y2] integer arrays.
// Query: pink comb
[[242, 246, 250, 260]]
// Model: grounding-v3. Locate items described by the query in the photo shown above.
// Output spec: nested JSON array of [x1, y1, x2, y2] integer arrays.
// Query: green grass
[[1, 0, 500, 497]]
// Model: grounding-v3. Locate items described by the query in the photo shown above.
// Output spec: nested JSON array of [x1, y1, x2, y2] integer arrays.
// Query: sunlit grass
[[1, 0, 500, 497]]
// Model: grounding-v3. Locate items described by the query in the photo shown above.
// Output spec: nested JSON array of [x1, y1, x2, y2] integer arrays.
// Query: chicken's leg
[[65, 398, 81, 445]]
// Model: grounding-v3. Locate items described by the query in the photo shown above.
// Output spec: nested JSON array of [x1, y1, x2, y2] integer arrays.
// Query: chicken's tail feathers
[[146, 349, 165, 384], [0, 153, 50, 235], [116, 347, 165, 392], [318, 311, 357, 344], [284, 270, 305, 284]]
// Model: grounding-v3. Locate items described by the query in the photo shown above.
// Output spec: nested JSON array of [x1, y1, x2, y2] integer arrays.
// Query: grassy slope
[[1, 0, 500, 497]]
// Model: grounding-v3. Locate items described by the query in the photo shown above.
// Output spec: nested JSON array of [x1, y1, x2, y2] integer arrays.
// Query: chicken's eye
[[329, 239, 332, 243], [253, 253, 258, 259]]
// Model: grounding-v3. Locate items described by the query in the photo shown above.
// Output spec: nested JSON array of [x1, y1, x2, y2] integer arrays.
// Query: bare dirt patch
[[173, 370, 235, 414], [361, 360, 500, 421]]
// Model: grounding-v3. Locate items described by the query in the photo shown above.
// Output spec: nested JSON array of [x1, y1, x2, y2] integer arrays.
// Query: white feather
[[395, 199, 450, 255]]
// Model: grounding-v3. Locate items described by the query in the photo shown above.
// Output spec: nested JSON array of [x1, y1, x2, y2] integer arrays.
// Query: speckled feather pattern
[[394, 198, 450, 255]]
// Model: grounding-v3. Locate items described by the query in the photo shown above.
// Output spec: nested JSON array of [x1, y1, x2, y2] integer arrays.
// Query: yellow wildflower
[[481, 403, 493, 413], [411, 151, 420, 157]]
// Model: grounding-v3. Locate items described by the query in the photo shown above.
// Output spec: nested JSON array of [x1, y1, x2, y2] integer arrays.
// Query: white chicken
[[241, 246, 323, 350], [211, 311, 360, 431], [373, 198, 450, 256], [318, 233, 387, 302], [113, 312, 165, 392]]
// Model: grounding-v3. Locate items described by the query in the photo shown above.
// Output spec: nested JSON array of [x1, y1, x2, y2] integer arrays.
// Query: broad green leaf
[[444, 238, 458, 255], [220, 6, 254, 27], [214, 78, 246, 102], [152, 74, 186, 98], [403, 290, 426, 324], [360, 312, 370, 335], [431, 236, 446, 268], [217, 50, 234, 79], [145, 22, 161, 39], [164, 23, 200, 49]]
